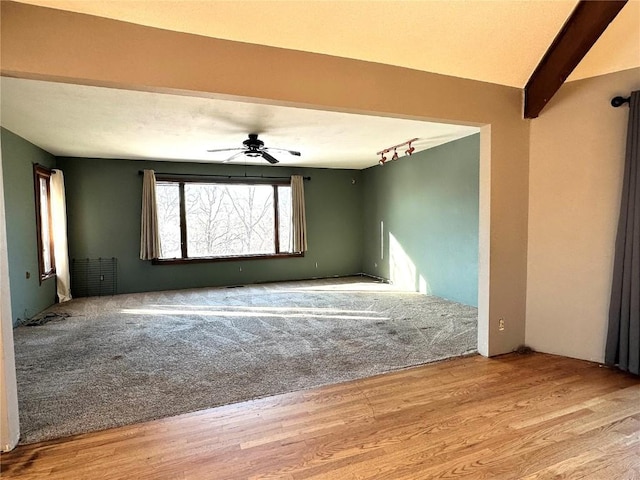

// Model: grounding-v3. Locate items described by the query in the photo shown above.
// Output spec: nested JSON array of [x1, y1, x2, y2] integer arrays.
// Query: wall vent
[[71, 257, 117, 297]]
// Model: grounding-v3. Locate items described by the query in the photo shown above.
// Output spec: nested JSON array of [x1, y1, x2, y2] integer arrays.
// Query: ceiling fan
[[207, 133, 301, 164]]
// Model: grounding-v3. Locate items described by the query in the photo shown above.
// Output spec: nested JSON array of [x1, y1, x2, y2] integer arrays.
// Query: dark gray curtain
[[605, 90, 640, 375]]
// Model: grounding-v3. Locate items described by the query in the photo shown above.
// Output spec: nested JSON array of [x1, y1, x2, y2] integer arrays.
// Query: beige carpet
[[13, 276, 477, 444]]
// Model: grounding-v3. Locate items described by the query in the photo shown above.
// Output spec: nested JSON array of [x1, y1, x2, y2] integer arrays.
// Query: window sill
[[39, 272, 56, 284], [151, 252, 304, 265]]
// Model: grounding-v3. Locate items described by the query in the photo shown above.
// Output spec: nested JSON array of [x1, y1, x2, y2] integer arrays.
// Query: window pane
[[39, 177, 52, 273], [156, 183, 182, 259], [185, 183, 274, 257], [278, 185, 292, 253]]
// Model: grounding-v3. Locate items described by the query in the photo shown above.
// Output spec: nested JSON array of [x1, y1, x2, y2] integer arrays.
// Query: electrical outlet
[[239, 267, 242, 272], [498, 318, 505, 331], [315, 262, 318, 268]]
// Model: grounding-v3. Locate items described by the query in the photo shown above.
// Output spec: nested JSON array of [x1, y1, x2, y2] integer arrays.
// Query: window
[[34, 165, 55, 281], [155, 178, 298, 262]]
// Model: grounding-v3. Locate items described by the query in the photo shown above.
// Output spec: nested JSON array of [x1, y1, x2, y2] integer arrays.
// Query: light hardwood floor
[[1, 353, 639, 479]]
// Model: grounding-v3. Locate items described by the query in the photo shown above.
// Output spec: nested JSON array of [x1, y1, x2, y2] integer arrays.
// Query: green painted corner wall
[[0, 129, 56, 326], [56, 157, 363, 294], [361, 134, 480, 307], [1, 129, 478, 321]]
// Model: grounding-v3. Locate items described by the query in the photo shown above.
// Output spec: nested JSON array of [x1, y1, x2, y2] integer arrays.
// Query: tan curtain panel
[[291, 175, 307, 253], [140, 169, 162, 260], [50, 169, 71, 302]]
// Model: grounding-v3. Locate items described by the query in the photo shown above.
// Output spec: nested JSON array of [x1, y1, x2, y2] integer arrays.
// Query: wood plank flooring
[[1, 353, 639, 479]]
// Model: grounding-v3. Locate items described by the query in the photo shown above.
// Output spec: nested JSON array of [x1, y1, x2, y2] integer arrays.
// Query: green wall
[[1, 129, 478, 318], [361, 134, 479, 306], [1, 129, 57, 325], [56, 157, 363, 294]]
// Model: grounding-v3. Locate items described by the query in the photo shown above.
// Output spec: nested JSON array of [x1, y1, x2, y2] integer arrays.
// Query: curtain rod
[[611, 96, 631, 107], [138, 170, 310, 181], [33, 163, 57, 173]]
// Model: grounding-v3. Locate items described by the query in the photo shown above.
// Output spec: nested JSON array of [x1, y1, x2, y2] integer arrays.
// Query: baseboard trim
[[357, 272, 390, 283]]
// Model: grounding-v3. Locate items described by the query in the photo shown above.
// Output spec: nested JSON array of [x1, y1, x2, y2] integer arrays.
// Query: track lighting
[[376, 138, 418, 166]]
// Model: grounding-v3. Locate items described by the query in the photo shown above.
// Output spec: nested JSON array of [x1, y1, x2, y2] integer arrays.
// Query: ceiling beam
[[524, 0, 627, 119]]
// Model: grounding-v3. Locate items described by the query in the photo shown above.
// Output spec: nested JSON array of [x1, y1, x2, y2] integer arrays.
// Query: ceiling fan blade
[[261, 151, 280, 164], [265, 147, 301, 156], [207, 147, 244, 153], [223, 151, 246, 163], [208, 134, 296, 164]]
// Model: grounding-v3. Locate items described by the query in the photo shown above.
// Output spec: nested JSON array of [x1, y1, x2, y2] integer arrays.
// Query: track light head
[[405, 142, 415, 156], [377, 138, 418, 165]]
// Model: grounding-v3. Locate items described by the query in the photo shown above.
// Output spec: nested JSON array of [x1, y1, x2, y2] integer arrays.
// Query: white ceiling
[[2, 1, 638, 169], [0, 77, 479, 169]]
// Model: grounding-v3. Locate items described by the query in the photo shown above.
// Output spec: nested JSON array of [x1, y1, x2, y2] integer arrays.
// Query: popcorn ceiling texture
[[13, 277, 477, 444]]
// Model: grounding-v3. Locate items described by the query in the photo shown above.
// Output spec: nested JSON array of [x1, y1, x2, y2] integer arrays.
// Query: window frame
[[33, 164, 56, 282], [152, 175, 303, 265]]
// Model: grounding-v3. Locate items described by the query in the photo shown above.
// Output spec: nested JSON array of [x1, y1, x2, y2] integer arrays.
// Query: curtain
[[605, 91, 640, 376], [140, 170, 162, 260], [291, 175, 307, 253], [50, 170, 71, 302]]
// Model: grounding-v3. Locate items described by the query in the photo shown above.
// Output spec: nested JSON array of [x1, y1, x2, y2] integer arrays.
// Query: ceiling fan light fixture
[[207, 133, 300, 165]]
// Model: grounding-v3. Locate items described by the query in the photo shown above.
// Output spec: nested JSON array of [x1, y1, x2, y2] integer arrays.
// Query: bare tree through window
[[156, 181, 293, 260], [156, 183, 181, 258]]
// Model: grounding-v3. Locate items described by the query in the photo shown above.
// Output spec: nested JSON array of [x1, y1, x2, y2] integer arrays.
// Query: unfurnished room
[[0, 1, 639, 479]]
